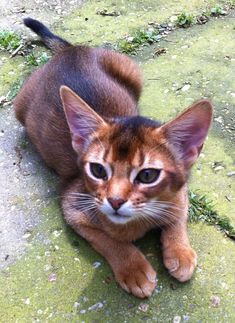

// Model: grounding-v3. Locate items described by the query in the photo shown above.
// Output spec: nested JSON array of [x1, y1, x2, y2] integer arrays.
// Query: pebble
[[23, 298, 30, 305], [48, 272, 57, 282], [183, 315, 190, 322], [88, 302, 104, 311], [74, 257, 80, 262], [227, 171, 235, 177], [214, 166, 224, 172], [181, 84, 191, 92], [22, 232, 31, 239], [173, 315, 181, 323], [74, 302, 80, 308], [92, 261, 101, 268], [214, 116, 223, 124], [80, 309, 86, 314], [53, 230, 62, 238], [138, 303, 149, 312], [211, 295, 220, 307]]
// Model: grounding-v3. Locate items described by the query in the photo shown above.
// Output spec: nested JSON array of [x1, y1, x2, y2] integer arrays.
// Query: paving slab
[[0, 0, 235, 322]]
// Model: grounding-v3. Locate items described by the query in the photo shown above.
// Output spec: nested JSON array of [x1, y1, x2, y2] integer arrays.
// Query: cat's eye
[[135, 168, 161, 184], [90, 163, 107, 180]]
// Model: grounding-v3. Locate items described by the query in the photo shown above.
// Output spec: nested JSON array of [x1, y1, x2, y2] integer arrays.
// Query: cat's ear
[[60, 86, 107, 151], [159, 100, 213, 169]]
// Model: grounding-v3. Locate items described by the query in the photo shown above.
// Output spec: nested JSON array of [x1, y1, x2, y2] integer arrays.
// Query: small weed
[[20, 140, 29, 150], [189, 191, 235, 240], [7, 79, 24, 101], [117, 28, 162, 54], [0, 30, 23, 52], [26, 52, 50, 66], [210, 5, 227, 16], [26, 53, 38, 66], [37, 52, 50, 64], [176, 12, 195, 28]]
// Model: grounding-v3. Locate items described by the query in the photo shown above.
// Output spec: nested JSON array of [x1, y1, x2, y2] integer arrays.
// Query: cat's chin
[[106, 214, 133, 225]]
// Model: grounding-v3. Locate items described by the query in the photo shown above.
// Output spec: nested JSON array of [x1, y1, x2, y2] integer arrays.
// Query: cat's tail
[[23, 17, 72, 53]]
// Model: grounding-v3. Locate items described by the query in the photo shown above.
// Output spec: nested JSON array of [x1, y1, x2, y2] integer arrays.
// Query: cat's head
[[60, 86, 213, 225]]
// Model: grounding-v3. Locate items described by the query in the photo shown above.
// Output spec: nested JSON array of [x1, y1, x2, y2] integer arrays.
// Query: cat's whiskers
[[143, 205, 179, 219], [149, 200, 183, 211], [67, 193, 180, 228], [66, 191, 100, 215], [140, 212, 162, 227], [136, 214, 155, 228], [140, 203, 179, 228], [89, 208, 101, 223], [66, 192, 95, 197], [71, 204, 97, 214]]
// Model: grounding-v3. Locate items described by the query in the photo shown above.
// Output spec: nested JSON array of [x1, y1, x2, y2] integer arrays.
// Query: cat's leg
[[161, 219, 197, 282], [62, 180, 156, 298], [73, 224, 156, 298]]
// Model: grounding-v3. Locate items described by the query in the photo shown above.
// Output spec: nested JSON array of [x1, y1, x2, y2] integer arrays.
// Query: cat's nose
[[108, 198, 126, 210]]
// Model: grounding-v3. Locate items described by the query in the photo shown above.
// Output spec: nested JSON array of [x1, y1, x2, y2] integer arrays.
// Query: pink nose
[[108, 198, 126, 210]]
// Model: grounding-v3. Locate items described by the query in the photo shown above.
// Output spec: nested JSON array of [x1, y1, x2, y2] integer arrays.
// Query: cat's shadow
[[63, 223, 165, 305], [62, 219, 187, 313]]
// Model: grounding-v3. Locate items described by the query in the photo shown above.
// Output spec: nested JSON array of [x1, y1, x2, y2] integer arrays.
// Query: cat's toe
[[163, 246, 197, 282], [116, 258, 157, 298]]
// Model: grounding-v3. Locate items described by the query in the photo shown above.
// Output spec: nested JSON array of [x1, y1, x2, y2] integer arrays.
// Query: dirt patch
[[0, 0, 85, 31]]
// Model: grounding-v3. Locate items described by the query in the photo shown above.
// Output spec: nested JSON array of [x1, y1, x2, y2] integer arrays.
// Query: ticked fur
[[14, 18, 213, 298]]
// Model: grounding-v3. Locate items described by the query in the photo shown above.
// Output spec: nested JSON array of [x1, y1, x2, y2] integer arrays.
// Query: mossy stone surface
[[0, 0, 235, 322]]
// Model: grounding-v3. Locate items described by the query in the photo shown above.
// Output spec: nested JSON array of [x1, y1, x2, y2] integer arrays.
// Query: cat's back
[[14, 45, 142, 178], [15, 45, 142, 121], [42, 46, 142, 117]]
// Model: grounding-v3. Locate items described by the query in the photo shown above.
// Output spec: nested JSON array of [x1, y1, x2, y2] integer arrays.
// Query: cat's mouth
[[106, 212, 132, 224], [100, 208, 133, 224], [112, 210, 131, 217]]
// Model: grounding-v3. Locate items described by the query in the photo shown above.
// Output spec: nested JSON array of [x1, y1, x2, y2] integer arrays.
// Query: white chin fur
[[107, 214, 133, 224], [99, 199, 133, 224]]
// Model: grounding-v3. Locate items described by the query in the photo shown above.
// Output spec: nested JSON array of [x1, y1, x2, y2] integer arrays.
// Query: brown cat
[[14, 18, 213, 298]]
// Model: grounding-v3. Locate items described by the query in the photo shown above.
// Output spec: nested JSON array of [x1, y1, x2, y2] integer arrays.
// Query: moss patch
[[0, 53, 26, 97], [0, 200, 235, 322], [0, 30, 22, 51], [189, 191, 235, 240], [138, 12, 235, 225], [1, 0, 235, 322], [57, 0, 234, 45]]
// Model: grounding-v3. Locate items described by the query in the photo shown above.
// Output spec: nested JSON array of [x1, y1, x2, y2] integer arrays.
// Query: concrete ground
[[0, 0, 234, 322]]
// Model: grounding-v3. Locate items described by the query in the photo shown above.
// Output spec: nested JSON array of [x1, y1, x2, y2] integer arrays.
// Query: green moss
[[189, 191, 235, 239], [210, 5, 227, 16], [0, 30, 23, 52], [117, 28, 162, 54], [176, 12, 195, 28], [6, 79, 24, 101], [57, 0, 233, 46], [0, 201, 235, 322], [26, 52, 50, 67], [0, 53, 26, 97], [1, 1, 235, 321]]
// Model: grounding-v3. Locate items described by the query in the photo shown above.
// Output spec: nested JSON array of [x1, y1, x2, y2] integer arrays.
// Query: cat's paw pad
[[115, 257, 157, 298], [163, 246, 197, 282]]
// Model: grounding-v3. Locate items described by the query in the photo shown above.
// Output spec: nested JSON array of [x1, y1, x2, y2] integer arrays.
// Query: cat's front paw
[[163, 245, 197, 282], [114, 254, 157, 298]]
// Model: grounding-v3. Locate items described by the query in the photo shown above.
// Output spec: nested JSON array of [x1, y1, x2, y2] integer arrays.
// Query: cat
[[14, 18, 213, 298]]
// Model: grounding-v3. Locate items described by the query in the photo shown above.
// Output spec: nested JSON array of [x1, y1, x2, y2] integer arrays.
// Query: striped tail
[[24, 17, 71, 53]]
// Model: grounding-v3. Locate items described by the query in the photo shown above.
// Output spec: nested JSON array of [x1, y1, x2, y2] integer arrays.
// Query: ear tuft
[[161, 99, 213, 168], [60, 86, 107, 152]]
